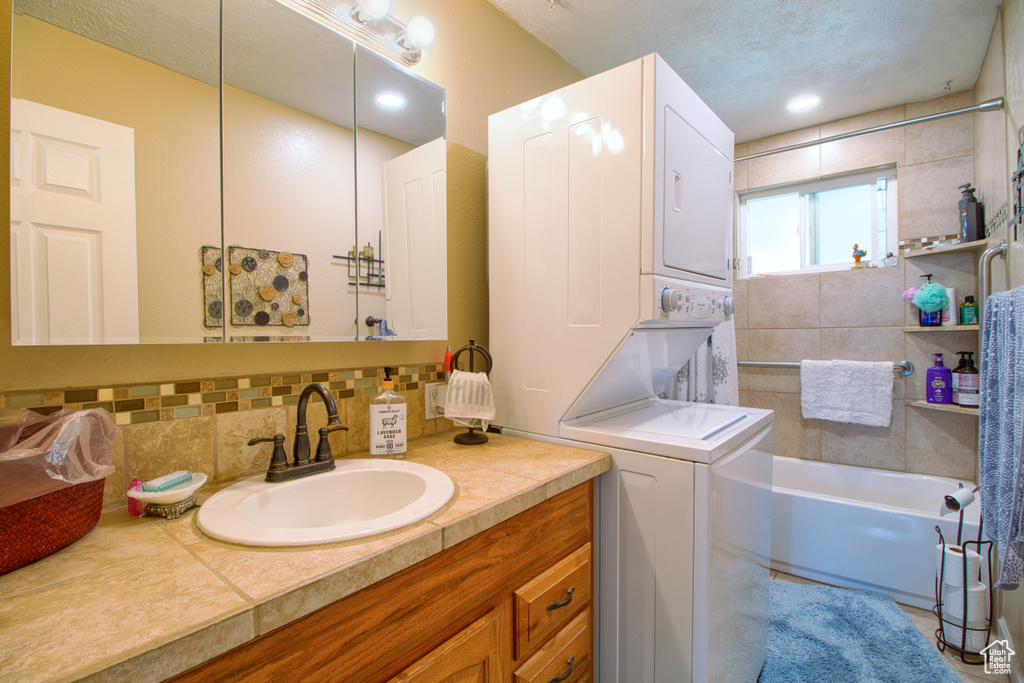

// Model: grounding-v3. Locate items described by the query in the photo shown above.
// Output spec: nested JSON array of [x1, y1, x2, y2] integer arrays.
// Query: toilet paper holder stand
[[933, 483, 994, 664]]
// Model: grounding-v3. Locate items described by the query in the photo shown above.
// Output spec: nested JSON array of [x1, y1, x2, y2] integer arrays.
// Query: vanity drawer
[[513, 607, 590, 683], [514, 543, 591, 658]]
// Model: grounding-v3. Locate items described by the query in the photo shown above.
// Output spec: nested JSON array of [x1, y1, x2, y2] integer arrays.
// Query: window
[[738, 168, 898, 277]]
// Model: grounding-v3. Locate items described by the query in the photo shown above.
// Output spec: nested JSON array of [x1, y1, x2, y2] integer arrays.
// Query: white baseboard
[[997, 617, 1024, 683]]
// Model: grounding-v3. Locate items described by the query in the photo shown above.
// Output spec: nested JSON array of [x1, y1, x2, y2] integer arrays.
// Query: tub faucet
[[248, 383, 347, 482]]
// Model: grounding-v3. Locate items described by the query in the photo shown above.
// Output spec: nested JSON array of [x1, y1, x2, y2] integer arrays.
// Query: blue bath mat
[[760, 580, 961, 683]]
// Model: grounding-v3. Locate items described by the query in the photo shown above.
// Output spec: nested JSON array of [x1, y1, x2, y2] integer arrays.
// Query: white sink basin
[[195, 459, 455, 546]]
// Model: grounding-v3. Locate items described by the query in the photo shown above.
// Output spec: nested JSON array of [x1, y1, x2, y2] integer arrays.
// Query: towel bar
[[737, 360, 914, 377]]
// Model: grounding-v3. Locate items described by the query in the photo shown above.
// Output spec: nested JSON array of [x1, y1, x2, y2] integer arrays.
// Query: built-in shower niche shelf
[[906, 399, 979, 416], [903, 324, 979, 333]]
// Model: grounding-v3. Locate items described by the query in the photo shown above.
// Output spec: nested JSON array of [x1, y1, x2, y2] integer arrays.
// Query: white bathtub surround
[[979, 286, 1024, 589], [799, 359, 894, 426], [770, 455, 981, 609]]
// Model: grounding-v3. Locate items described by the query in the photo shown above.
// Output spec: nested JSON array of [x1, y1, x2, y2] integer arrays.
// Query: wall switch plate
[[425, 382, 447, 419]]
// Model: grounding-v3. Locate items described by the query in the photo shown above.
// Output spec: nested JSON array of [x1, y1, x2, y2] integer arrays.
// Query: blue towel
[[980, 286, 1024, 589]]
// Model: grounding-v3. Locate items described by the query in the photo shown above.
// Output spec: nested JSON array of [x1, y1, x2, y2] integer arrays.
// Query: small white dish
[[128, 473, 207, 505]]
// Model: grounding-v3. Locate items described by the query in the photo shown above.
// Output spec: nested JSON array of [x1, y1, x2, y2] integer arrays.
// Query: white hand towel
[[799, 360, 894, 427], [444, 370, 496, 431]]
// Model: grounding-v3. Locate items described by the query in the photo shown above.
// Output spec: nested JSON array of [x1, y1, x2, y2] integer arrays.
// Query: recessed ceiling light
[[376, 93, 405, 108], [787, 96, 820, 112]]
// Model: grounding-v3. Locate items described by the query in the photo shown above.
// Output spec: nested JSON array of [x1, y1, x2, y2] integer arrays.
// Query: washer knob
[[723, 295, 736, 315], [661, 287, 679, 313]]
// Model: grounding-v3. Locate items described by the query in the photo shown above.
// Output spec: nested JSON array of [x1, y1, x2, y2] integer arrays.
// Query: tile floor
[[772, 570, 1011, 683]]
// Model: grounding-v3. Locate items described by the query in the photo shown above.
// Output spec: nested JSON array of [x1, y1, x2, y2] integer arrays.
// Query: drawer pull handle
[[548, 656, 575, 683], [547, 586, 575, 611]]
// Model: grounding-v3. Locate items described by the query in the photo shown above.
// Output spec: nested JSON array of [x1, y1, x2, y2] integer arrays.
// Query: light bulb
[[359, 0, 390, 20], [404, 15, 435, 49], [376, 93, 405, 108], [787, 96, 820, 112]]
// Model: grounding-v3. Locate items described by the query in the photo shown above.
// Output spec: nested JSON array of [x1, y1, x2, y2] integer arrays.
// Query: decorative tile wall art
[[227, 246, 310, 328], [200, 246, 224, 329]]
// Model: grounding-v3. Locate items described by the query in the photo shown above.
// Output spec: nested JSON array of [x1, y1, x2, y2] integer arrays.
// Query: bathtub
[[770, 455, 982, 609]]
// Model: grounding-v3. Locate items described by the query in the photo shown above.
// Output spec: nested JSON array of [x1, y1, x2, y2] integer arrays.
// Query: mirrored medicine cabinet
[[9, 0, 446, 346]]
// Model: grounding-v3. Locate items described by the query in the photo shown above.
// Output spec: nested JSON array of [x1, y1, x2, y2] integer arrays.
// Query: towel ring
[[449, 339, 493, 445], [450, 340, 493, 375]]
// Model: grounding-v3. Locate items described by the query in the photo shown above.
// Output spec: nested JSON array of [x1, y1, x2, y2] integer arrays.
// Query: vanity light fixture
[[787, 95, 820, 112], [278, 0, 435, 66], [376, 92, 405, 108]]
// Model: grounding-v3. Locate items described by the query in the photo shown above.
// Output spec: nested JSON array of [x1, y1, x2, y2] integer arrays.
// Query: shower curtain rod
[[735, 98, 1004, 162]]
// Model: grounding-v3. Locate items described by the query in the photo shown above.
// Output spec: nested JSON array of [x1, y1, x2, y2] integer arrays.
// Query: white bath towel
[[444, 370, 496, 431], [799, 360, 894, 427]]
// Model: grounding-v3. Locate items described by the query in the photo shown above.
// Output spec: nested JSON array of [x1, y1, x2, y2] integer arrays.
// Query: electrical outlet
[[425, 382, 447, 419]]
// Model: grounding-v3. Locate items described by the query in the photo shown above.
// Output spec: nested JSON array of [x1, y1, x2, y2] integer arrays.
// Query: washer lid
[[560, 398, 772, 464], [573, 398, 746, 440]]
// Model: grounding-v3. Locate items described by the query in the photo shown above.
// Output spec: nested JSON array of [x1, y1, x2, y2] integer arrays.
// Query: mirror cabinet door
[[222, 0, 357, 342], [10, 2, 446, 346], [354, 45, 446, 341], [11, 0, 222, 344]]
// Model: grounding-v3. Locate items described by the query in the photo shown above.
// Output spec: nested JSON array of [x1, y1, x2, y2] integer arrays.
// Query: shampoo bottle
[[370, 367, 407, 456], [958, 184, 984, 243], [926, 353, 952, 404], [959, 295, 980, 325], [957, 352, 980, 408]]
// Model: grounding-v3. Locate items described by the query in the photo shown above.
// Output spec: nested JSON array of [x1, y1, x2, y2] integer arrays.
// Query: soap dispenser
[[918, 274, 943, 327], [370, 367, 407, 456], [951, 352, 968, 405], [926, 353, 952, 404], [957, 352, 980, 408], [958, 184, 984, 243]]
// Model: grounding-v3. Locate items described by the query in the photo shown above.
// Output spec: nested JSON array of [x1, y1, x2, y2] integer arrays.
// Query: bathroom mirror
[[10, 0, 222, 345], [353, 44, 446, 341], [9, 0, 447, 345]]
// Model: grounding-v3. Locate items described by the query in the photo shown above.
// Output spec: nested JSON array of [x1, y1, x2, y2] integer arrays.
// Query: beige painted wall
[[0, 0, 583, 392], [734, 89, 989, 481]]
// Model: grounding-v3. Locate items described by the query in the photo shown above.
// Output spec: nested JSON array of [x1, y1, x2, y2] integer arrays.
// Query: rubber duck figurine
[[852, 244, 867, 269]]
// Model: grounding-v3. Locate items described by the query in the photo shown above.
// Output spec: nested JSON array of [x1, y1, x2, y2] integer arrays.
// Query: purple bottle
[[926, 353, 952, 404]]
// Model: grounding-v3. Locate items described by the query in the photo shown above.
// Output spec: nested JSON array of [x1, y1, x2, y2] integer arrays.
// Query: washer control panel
[[651, 276, 731, 325]]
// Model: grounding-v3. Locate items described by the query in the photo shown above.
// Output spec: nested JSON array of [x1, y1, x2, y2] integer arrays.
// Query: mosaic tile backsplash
[[0, 363, 451, 509]]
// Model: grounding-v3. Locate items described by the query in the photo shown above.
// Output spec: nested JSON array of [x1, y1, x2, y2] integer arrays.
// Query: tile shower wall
[[0, 364, 452, 509], [734, 91, 985, 481]]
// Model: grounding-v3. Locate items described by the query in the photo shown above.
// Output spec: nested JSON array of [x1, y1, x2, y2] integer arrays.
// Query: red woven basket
[[0, 478, 105, 575]]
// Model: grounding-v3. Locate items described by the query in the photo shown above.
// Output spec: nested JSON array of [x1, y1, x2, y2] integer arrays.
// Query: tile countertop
[[0, 432, 610, 683]]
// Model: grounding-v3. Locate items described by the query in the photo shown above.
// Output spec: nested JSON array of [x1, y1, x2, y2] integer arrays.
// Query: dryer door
[[659, 106, 732, 282]]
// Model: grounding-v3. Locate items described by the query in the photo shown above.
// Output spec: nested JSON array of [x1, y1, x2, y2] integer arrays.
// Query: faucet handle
[[315, 425, 349, 462], [248, 435, 288, 476]]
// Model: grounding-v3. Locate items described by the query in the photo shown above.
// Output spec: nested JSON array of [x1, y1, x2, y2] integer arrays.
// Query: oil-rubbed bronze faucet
[[247, 383, 348, 482]]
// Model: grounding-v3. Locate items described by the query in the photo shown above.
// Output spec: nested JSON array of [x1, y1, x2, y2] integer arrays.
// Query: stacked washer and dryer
[[487, 54, 775, 682]]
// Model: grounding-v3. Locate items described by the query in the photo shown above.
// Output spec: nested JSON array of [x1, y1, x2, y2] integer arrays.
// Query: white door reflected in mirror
[[10, 99, 139, 345]]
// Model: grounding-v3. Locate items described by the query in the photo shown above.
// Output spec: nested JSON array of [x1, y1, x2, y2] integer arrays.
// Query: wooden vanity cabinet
[[168, 482, 594, 683]]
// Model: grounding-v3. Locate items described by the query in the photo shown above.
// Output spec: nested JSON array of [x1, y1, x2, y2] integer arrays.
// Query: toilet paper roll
[[935, 544, 981, 588], [942, 582, 989, 623], [942, 487, 976, 514], [941, 617, 989, 652]]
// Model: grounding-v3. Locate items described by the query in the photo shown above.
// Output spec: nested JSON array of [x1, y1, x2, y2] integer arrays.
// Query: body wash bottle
[[370, 367, 407, 456], [957, 352, 980, 408], [926, 353, 952, 404]]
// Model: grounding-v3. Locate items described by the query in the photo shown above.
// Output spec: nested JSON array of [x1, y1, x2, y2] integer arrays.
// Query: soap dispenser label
[[370, 404, 407, 454]]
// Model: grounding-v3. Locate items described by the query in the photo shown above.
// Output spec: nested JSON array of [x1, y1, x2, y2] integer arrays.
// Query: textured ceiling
[[14, 0, 444, 146], [484, 0, 1003, 142]]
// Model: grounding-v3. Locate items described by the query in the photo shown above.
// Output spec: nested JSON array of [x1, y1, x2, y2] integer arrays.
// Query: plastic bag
[[0, 408, 117, 508]]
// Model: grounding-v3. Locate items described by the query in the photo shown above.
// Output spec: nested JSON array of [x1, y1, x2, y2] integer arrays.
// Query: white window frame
[[737, 166, 898, 277]]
